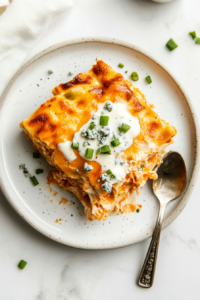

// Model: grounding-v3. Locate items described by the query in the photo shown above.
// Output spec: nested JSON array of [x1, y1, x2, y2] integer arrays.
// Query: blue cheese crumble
[[100, 173, 111, 182], [99, 126, 110, 136], [81, 128, 98, 140], [83, 141, 91, 147], [102, 182, 112, 193], [92, 114, 97, 120], [97, 136, 107, 146], [83, 163, 93, 173], [104, 101, 113, 112]]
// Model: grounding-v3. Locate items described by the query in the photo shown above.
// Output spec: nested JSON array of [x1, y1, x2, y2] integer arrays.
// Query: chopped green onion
[[71, 142, 79, 150], [119, 123, 131, 133], [36, 169, 43, 174], [18, 260, 27, 270], [23, 168, 29, 174], [33, 152, 40, 158], [136, 208, 140, 213], [97, 145, 111, 154], [111, 139, 121, 147], [30, 176, 39, 186], [189, 31, 197, 39], [118, 63, 124, 68], [131, 72, 139, 81], [166, 38, 178, 51], [86, 148, 94, 159], [106, 169, 115, 178], [145, 76, 152, 84], [100, 116, 109, 126], [89, 122, 96, 130], [125, 71, 128, 74], [195, 37, 200, 44]]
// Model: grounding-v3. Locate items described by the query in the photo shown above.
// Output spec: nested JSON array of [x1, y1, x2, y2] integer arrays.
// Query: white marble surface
[[1, 0, 200, 299]]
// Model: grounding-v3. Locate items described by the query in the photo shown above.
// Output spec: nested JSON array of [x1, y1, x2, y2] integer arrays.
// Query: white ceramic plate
[[0, 38, 199, 250]]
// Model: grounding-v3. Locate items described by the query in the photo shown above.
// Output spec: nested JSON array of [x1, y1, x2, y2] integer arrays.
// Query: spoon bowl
[[138, 151, 187, 288], [153, 151, 187, 204]]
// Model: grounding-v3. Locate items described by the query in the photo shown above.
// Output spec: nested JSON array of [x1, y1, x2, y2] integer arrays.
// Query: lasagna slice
[[20, 60, 177, 221]]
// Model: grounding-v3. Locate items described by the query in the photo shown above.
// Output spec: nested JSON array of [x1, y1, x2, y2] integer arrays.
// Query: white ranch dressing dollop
[[73, 101, 140, 184], [58, 141, 77, 162]]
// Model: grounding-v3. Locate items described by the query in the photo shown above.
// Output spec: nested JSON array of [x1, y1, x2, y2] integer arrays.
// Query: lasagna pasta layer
[[20, 60, 177, 221]]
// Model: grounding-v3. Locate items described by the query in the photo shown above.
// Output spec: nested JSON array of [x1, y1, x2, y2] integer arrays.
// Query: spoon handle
[[138, 203, 166, 288]]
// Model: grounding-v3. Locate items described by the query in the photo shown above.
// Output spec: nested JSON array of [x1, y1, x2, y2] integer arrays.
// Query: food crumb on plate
[[59, 197, 68, 205], [55, 218, 62, 223]]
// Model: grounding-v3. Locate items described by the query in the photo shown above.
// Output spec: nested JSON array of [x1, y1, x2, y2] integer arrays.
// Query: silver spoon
[[138, 151, 187, 288]]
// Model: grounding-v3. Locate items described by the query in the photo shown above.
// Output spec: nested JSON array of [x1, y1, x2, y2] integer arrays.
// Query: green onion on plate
[[195, 37, 200, 44], [131, 72, 139, 81], [36, 169, 43, 174], [33, 152, 40, 158], [166, 38, 178, 51], [145, 76, 152, 84], [18, 260, 27, 270], [189, 31, 197, 39], [30, 176, 39, 186]]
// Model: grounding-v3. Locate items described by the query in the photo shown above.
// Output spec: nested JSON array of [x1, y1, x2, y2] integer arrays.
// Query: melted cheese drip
[[58, 141, 77, 162]]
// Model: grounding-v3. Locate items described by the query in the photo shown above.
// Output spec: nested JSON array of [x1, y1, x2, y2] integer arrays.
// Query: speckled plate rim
[[0, 37, 199, 250]]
